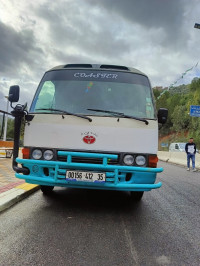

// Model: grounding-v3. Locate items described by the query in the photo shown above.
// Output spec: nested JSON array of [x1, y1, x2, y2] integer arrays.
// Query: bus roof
[[48, 64, 147, 76]]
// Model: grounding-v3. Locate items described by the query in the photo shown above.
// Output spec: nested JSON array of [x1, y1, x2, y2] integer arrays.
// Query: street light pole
[[3, 96, 9, 141]]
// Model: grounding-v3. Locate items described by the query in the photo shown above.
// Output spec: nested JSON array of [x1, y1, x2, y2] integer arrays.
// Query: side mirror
[[8, 85, 20, 103], [158, 108, 168, 124]]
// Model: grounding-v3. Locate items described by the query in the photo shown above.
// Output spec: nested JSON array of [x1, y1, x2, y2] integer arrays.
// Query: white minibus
[[9, 64, 168, 201]]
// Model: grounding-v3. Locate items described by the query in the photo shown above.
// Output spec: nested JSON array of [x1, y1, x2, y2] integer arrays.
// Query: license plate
[[66, 171, 105, 183]]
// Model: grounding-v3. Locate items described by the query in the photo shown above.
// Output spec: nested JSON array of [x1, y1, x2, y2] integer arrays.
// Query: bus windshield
[[30, 69, 156, 119]]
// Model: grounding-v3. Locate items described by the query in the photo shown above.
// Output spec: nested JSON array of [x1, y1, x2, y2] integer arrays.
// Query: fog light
[[43, 150, 54, 160], [135, 155, 146, 166], [32, 149, 42, 160], [123, 155, 134, 165]]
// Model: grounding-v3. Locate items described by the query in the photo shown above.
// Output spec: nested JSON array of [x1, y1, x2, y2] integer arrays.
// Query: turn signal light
[[148, 155, 158, 168], [22, 148, 30, 159]]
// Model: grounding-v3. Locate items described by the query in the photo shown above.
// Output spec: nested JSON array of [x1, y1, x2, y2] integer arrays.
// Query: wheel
[[130, 191, 144, 201], [40, 185, 54, 195]]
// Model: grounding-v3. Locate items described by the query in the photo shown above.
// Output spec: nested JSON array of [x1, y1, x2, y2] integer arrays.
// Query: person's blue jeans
[[187, 153, 195, 169]]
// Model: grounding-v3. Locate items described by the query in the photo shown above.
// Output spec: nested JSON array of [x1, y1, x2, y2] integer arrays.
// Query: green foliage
[[171, 105, 189, 131], [156, 77, 200, 147], [153, 88, 161, 99], [190, 77, 200, 92], [6, 118, 14, 139], [0, 115, 14, 140]]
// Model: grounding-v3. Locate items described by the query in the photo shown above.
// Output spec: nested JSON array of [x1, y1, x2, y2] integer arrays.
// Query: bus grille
[[57, 152, 119, 165]]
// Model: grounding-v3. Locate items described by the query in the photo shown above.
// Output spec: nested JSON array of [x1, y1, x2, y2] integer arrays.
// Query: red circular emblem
[[83, 135, 96, 144]]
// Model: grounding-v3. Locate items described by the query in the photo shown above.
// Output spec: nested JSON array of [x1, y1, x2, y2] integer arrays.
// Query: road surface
[[0, 162, 199, 266]]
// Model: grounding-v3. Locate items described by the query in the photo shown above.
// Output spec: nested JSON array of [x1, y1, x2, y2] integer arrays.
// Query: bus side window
[[35, 81, 55, 110], [175, 144, 179, 150], [146, 97, 153, 117]]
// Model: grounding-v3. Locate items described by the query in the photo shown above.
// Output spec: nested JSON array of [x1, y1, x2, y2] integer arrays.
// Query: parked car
[[169, 142, 199, 153], [169, 143, 186, 152]]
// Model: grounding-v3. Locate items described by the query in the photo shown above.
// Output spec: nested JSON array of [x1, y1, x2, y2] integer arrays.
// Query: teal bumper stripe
[[58, 151, 118, 159], [15, 173, 162, 191], [15, 151, 163, 191], [16, 158, 162, 173]]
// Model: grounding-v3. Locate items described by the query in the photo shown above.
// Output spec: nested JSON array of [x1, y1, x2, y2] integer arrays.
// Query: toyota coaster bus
[[9, 64, 168, 201]]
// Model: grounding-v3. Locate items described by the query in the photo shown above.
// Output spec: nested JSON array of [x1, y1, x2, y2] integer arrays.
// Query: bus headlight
[[32, 149, 42, 160], [123, 155, 134, 165], [135, 155, 146, 166], [43, 150, 54, 160]]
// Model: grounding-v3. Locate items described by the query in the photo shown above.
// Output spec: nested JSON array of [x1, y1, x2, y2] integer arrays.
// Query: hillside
[[158, 132, 189, 151], [154, 77, 200, 149]]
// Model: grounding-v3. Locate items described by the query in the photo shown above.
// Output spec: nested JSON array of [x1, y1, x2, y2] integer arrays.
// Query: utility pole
[[3, 96, 9, 141]]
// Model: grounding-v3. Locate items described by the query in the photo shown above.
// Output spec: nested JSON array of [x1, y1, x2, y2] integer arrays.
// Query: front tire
[[40, 185, 54, 195], [130, 191, 144, 201]]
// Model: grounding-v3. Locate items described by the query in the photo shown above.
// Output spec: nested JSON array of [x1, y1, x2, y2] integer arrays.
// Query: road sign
[[161, 143, 168, 147], [190, 105, 200, 117]]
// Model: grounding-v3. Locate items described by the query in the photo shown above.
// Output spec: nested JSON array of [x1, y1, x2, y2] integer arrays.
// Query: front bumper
[[16, 151, 163, 191]]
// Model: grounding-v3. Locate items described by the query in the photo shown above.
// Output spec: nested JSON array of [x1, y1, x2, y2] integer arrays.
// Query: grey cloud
[[0, 87, 8, 112], [87, 0, 186, 47], [19, 15, 36, 27], [0, 22, 44, 77], [1, 0, 199, 113], [35, 2, 131, 60], [52, 49, 98, 64], [0, 90, 4, 100], [0, 21, 47, 110]]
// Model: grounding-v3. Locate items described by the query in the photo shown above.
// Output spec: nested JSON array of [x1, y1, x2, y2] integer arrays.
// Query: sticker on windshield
[[74, 72, 118, 79]]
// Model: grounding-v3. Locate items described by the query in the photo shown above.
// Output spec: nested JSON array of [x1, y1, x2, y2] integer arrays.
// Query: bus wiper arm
[[119, 114, 149, 125], [87, 108, 124, 116], [87, 108, 148, 125], [36, 108, 92, 122]]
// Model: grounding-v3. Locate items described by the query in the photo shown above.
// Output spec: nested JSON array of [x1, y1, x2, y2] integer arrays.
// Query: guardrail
[[158, 151, 200, 169]]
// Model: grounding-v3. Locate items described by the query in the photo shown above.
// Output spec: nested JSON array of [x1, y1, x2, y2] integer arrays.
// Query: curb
[[0, 183, 40, 213]]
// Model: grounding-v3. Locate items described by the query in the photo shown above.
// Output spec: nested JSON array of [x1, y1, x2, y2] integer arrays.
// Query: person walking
[[185, 137, 197, 171]]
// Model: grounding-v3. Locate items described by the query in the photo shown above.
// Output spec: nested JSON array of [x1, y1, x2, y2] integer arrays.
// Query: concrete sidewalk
[[0, 158, 39, 212]]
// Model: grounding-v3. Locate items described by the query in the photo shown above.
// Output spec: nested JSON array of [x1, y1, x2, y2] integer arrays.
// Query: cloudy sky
[[1, 0, 200, 111]]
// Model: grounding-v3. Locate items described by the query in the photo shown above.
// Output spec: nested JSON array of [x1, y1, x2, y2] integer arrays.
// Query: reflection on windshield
[[31, 71, 155, 119]]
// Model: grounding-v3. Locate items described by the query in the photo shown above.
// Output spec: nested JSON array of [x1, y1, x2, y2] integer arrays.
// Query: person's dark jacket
[[185, 142, 196, 154]]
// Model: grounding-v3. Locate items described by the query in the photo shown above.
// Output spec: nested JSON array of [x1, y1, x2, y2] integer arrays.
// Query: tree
[[190, 77, 200, 92], [153, 88, 161, 99], [171, 105, 189, 131], [6, 118, 14, 139]]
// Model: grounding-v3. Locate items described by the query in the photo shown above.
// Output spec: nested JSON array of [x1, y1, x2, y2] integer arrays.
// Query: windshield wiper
[[87, 108, 124, 116], [36, 108, 92, 122], [87, 108, 148, 125]]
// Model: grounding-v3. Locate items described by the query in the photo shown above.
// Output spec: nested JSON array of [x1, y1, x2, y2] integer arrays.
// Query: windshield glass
[[30, 69, 156, 119]]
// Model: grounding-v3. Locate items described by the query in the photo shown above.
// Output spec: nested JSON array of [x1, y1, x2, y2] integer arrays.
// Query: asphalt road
[[0, 162, 199, 266]]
